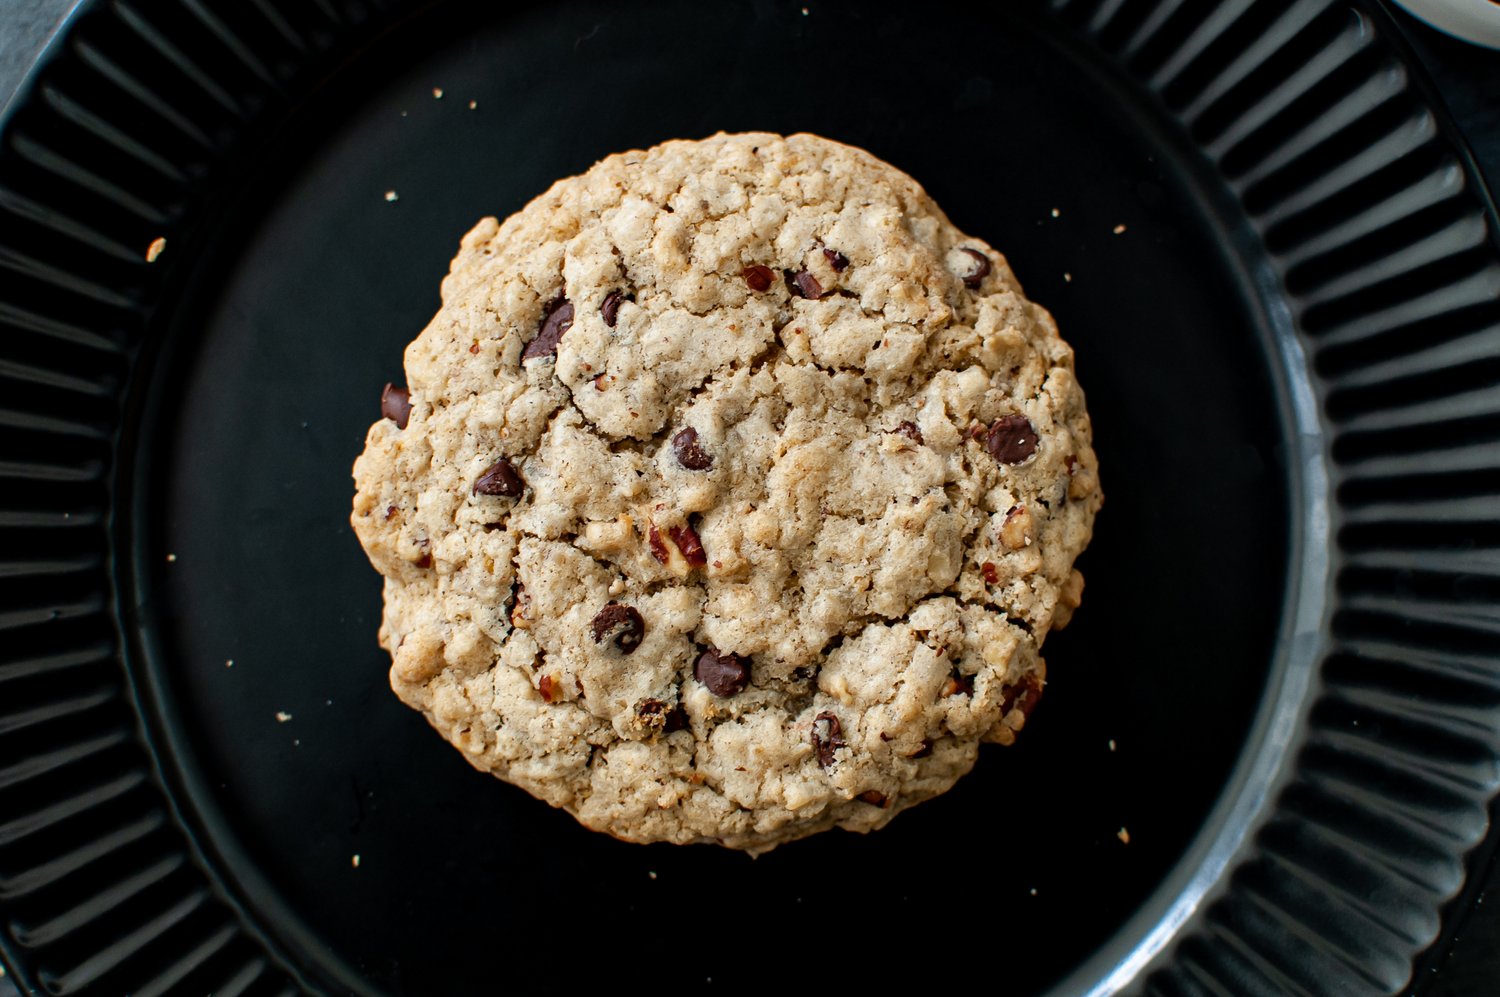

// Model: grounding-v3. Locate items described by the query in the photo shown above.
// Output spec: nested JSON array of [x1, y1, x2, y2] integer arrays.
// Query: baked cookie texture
[[351, 132, 1102, 854]]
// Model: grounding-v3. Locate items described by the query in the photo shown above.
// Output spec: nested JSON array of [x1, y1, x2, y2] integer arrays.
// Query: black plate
[[2, 1, 1499, 994]]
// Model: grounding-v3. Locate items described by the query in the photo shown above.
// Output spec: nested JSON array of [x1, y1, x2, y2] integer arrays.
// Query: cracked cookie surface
[[351, 132, 1102, 853]]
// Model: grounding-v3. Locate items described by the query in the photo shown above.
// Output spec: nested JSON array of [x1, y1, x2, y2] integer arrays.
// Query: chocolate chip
[[742, 265, 775, 292], [601, 290, 623, 328], [590, 602, 644, 654], [694, 647, 751, 697], [671, 427, 714, 470], [812, 711, 844, 768], [858, 790, 888, 807], [380, 383, 412, 428], [784, 268, 824, 300], [959, 248, 991, 289], [891, 421, 923, 445], [473, 458, 524, 497], [909, 740, 934, 759], [981, 561, 999, 585], [668, 523, 706, 568], [823, 248, 850, 272], [521, 297, 573, 361], [384, 505, 398, 520], [638, 698, 685, 730], [986, 415, 1039, 464]]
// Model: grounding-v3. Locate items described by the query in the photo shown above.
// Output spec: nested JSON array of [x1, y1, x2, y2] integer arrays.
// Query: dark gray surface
[[0, 0, 73, 119], [1377, 19, 1500, 997]]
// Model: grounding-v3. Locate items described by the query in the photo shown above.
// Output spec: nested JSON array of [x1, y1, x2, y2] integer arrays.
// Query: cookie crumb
[[1050, 208, 1060, 218], [648, 870, 657, 880], [1064, 272, 1072, 282], [275, 711, 293, 723], [1117, 827, 1131, 845], [384, 190, 399, 203], [352, 854, 361, 868], [166, 553, 177, 562], [145, 236, 167, 262], [1108, 738, 1116, 752], [1029, 888, 1038, 896], [432, 87, 444, 99], [468, 99, 477, 110], [1113, 224, 1127, 235], [226, 659, 234, 668], [800, 6, 809, 13]]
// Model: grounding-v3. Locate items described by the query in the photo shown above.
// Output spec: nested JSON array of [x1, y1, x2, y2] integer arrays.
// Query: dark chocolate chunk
[[892, 421, 923, 445], [742, 265, 775, 292], [785, 268, 824, 300], [822, 248, 850, 272], [521, 297, 574, 361], [601, 290, 623, 328], [959, 248, 991, 289], [812, 711, 844, 769], [694, 647, 751, 697], [590, 602, 644, 654], [986, 415, 1039, 464], [668, 523, 707, 568], [381, 383, 412, 428], [671, 427, 714, 470], [858, 790, 888, 807], [473, 458, 524, 497], [981, 561, 999, 585]]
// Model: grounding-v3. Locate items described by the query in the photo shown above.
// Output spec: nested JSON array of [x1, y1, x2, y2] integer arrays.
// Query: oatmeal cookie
[[351, 132, 1102, 853]]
